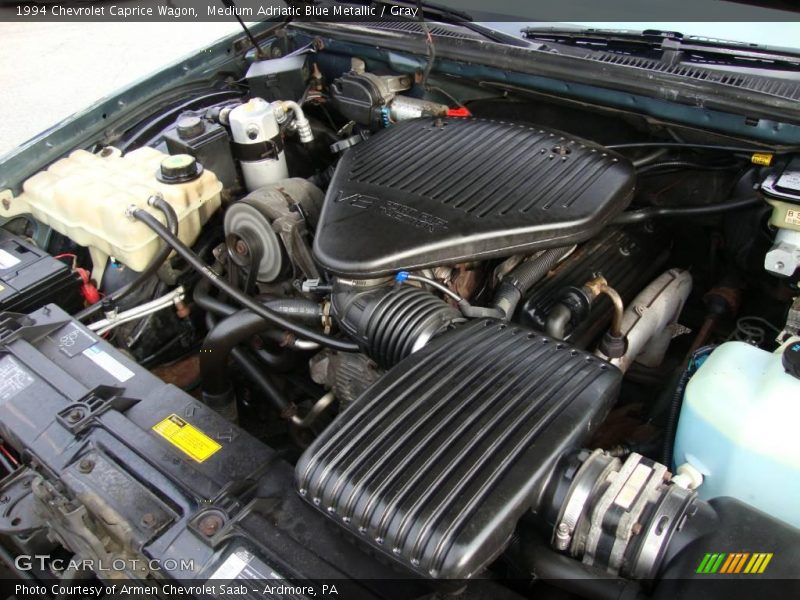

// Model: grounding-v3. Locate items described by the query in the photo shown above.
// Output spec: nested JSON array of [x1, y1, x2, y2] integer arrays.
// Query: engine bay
[[0, 22, 799, 598]]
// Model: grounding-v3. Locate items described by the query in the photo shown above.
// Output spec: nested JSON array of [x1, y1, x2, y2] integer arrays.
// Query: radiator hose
[[202, 311, 297, 420]]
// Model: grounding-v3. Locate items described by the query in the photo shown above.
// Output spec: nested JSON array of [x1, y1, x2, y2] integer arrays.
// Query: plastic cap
[[176, 115, 205, 139], [157, 154, 203, 184], [783, 341, 800, 380], [446, 107, 472, 117]]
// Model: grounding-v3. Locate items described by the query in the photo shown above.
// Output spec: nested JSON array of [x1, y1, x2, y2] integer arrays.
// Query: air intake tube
[[331, 278, 464, 368], [535, 449, 800, 597]]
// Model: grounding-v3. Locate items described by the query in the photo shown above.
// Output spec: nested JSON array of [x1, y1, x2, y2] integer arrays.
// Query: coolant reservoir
[[0, 147, 222, 281], [673, 340, 800, 527]]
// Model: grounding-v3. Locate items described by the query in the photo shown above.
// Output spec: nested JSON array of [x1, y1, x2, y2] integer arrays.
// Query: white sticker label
[[82, 345, 134, 382], [0, 356, 34, 401], [209, 547, 286, 583], [209, 551, 249, 580], [786, 208, 800, 227], [0, 249, 20, 270]]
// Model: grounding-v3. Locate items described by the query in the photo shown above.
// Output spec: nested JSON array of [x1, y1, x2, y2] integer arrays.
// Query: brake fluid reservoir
[[0, 146, 222, 282], [673, 340, 800, 527]]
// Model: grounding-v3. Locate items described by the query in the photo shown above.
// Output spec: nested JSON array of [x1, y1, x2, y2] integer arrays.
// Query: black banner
[[1, 0, 799, 23]]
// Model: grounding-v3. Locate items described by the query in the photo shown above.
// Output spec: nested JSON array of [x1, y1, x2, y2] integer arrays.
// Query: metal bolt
[[197, 513, 224, 537], [632, 522, 643, 535], [554, 522, 571, 551], [141, 513, 157, 528], [234, 239, 248, 256], [67, 409, 84, 423], [78, 459, 95, 474], [0, 495, 9, 504]]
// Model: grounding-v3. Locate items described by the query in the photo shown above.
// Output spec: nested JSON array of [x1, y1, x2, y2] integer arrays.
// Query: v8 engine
[[0, 21, 799, 600]]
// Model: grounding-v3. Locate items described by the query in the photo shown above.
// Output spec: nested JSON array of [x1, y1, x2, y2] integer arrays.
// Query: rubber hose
[[131, 206, 359, 352], [637, 160, 742, 175], [513, 247, 571, 291], [253, 347, 295, 370], [230, 347, 292, 414], [613, 195, 762, 225], [202, 309, 303, 396], [631, 147, 669, 168], [194, 278, 323, 326], [661, 366, 692, 467], [544, 303, 573, 340], [492, 246, 571, 319], [257, 297, 323, 327], [193, 277, 236, 317], [77, 195, 179, 322], [207, 304, 294, 366], [516, 536, 642, 600], [607, 141, 797, 153]]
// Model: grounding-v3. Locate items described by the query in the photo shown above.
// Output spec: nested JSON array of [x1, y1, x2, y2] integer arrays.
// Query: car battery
[[0, 228, 83, 314]]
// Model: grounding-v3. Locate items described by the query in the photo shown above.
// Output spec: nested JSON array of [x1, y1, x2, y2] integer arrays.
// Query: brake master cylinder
[[762, 156, 800, 277]]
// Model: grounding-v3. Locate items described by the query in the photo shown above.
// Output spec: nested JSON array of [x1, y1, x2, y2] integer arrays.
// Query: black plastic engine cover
[[314, 118, 635, 276], [295, 319, 621, 579]]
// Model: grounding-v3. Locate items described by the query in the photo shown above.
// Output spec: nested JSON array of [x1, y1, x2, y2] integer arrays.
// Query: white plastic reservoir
[[673, 341, 800, 528], [0, 147, 222, 283]]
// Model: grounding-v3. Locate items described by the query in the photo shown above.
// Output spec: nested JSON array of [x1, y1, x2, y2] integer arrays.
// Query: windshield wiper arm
[[522, 26, 800, 67]]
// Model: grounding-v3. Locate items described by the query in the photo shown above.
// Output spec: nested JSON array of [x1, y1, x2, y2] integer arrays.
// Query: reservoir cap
[[176, 115, 206, 140], [157, 154, 203, 184]]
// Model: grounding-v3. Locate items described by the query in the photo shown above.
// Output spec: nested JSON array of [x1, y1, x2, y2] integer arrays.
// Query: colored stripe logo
[[696, 552, 773, 574]]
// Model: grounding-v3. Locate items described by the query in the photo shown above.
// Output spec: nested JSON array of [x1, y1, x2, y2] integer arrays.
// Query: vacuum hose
[[613, 194, 762, 225]]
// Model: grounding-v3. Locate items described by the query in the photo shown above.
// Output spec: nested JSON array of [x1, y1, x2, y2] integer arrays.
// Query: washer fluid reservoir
[[0, 146, 222, 281], [673, 340, 800, 527]]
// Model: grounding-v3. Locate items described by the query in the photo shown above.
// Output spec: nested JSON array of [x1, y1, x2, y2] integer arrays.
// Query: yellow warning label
[[751, 152, 773, 167], [152, 414, 221, 462]]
